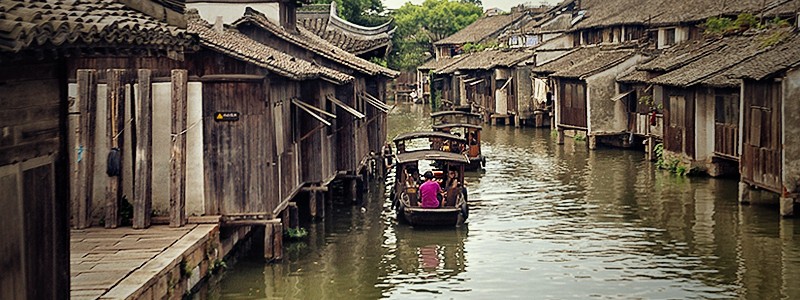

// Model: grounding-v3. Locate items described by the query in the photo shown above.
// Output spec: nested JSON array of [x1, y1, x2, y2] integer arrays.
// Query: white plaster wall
[[151, 83, 172, 215], [538, 34, 573, 50], [783, 68, 800, 193], [535, 50, 569, 66], [187, 3, 279, 24], [585, 54, 643, 134], [694, 90, 714, 162], [186, 82, 205, 216]]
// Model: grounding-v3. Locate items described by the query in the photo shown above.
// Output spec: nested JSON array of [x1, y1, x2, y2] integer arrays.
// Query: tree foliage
[[388, 0, 483, 71]]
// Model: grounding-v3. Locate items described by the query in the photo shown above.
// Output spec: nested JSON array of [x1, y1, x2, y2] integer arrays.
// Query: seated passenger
[[418, 171, 442, 208]]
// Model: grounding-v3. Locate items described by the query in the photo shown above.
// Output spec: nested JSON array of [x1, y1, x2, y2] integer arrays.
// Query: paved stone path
[[70, 225, 198, 299]]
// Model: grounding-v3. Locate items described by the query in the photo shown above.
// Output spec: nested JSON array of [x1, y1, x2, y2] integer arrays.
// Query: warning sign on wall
[[214, 112, 240, 121]]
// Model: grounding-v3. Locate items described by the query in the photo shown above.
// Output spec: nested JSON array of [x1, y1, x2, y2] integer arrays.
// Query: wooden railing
[[628, 112, 663, 138], [714, 123, 739, 159]]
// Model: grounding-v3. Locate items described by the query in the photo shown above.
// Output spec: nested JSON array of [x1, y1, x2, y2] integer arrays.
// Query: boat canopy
[[395, 150, 470, 164], [393, 131, 467, 144], [432, 123, 482, 130], [430, 111, 483, 126]]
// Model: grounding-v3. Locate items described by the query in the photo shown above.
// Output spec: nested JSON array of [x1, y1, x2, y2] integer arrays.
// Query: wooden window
[[664, 28, 676, 46], [625, 26, 643, 41], [669, 95, 685, 127], [575, 83, 585, 109], [715, 94, 739, 126]]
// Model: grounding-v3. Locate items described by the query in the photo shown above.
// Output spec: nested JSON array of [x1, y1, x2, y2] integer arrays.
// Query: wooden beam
[[222, 219, 281, 227], [170, 69, 188, 227], [71, 70, 96, 229], [133, 69, 153, 229], [105, 69, 125, 228]]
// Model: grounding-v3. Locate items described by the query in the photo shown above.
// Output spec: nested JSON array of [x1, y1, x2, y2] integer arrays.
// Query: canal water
[[205, 103, 800, 299]]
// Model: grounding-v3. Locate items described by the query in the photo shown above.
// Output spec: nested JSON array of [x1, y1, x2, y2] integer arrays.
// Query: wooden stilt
[[557, 128, 565, 145], [646, 136, 656, 161], [72, 70, 96, 229], [739, 182, 751, 204], [781, 196, 795, 217], [349, 178, 358, 203], [288, 203, 299, 230], [170, 69, 188, 228], [309, 190, 318, 219], [317, 191, 325, 220], [133, 69, 153, 229], [105, 69, 125, 229], [273, 221, 283, 260]]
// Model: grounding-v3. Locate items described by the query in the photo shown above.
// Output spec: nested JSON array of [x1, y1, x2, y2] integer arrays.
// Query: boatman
[[419, 171, 442, 208]]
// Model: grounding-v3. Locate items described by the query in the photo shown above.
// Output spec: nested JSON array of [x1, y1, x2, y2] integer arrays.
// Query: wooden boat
[[391, 149, 470, 226], [431, 111, 485, 170]]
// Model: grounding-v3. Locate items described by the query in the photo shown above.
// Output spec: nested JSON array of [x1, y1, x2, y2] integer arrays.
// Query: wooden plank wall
[[335, 83, 359, 173], [0, 60, 69, 299], [203, 79, 273, 215], [271, 79, 302, 202], [741, 80, 782, 192]]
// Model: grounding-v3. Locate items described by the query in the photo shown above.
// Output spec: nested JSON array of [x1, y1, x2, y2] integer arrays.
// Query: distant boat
[[431, 111, 485, 170]]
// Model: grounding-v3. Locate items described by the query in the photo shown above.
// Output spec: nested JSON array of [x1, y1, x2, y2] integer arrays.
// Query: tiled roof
[[187, 11, 351, 84], [233, 7, 399, 78], [649, 33, 783, 87], [531, 46, 603, 74], [297, 2, 394, 56], [434, 12, 527, 45], [719, 31, 800, 81], [551, 48, 636, 79], [573, 0, 796, 29], [435, 48, 534, 74], [418, 56, 465, 72], [617, 68, 652, 83], [0, 0, 192, 53], [637, 39, 723, 72]]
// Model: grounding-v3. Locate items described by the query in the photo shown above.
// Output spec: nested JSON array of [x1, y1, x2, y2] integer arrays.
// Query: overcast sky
[[383, 0, 564, 11]]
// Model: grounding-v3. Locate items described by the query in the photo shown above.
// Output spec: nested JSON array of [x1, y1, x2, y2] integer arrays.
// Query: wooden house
[[0, 0, 192, 297], [184, 11, 354, 224], [719, 31, 800, 216], [433, 11, 530, 59], [532, 46, 642, 148], [615, 68, 663, 160], [223, 6, 397, 191], [644, 33, 788, 177], [434, 49, 535, 124], [417, 56, 466, 106]]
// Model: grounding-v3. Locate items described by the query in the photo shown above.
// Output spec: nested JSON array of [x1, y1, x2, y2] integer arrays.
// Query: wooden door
[[741, 81, 782, 192], [665, 94, 694, 157], [559, 80, 587, 128], [203, 80, 274, 215]]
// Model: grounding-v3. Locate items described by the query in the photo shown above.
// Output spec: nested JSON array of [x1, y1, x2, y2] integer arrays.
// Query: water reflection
[[206, 103, 800, 299]]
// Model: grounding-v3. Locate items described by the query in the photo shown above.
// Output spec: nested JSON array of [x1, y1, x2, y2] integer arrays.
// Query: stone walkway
[[70, 224, 212, 299]]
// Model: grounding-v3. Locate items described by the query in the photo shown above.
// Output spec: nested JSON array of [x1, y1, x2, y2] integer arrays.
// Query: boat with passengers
[[391, 131, 469, 226]]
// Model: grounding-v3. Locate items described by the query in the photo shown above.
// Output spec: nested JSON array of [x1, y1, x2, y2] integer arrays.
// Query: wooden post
[[264, 223, 274, 260], [349, 178, 358, 203], [288, 203, 299, 230], [133, 69, 153, 229], [316, 191, 325, 220], [309, 190, 318, 219], [739, 181, 751, 204], [646, 135, 656, 161], [170, 69, 188, 227], [105, 69, 125, 228], [588, 135, 597, 150], [71, 70, 96, 229], [557, 128, 565, 145]]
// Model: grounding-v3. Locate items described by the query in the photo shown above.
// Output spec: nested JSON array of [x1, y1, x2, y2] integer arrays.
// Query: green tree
[[388, 0, 483, 70]]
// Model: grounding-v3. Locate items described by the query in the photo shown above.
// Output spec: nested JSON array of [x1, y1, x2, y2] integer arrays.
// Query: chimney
[[279, 0, 297, 32], [213, 16, 224, 33]]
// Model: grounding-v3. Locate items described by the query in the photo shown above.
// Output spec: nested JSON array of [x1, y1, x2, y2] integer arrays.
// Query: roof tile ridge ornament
[[325, 1, 394, 37]]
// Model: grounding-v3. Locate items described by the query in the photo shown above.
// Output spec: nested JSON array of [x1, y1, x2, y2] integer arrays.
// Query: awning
[[610, 90, 634, 102], [291, 98, 335, 126], [326, 95, 365, 119], [498, 76, 513, 90], [360, 92, 390, 113], [467, 79, 485, 86]]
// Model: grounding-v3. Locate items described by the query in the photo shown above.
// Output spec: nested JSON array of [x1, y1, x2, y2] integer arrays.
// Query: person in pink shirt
[[418, 171, 442, 208]]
